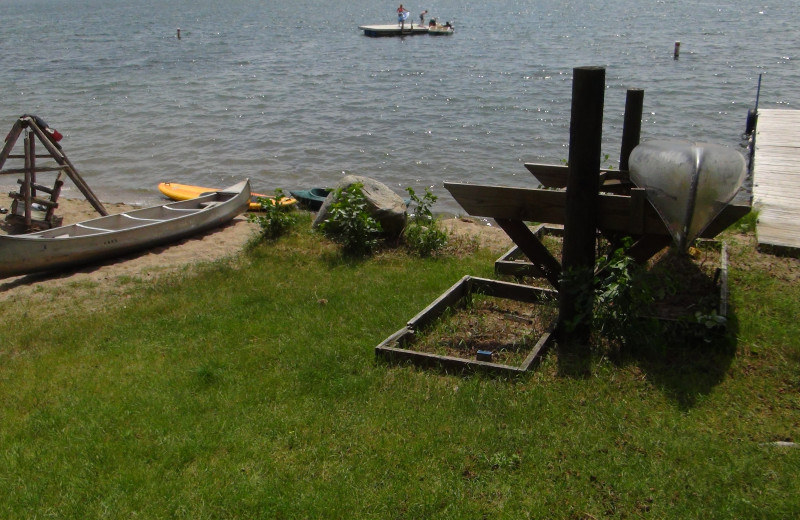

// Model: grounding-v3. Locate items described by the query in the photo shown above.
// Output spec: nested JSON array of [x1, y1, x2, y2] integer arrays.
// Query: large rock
[[312, 175, 407, 239]]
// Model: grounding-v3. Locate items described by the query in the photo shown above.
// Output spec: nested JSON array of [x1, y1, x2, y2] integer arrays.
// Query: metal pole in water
[[674, 41, 680, 59], [177, 28, 181, 40], [755, 73, 763, 111]]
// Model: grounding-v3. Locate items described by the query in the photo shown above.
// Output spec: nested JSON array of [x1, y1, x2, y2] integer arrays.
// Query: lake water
[[0, 0, 797, 212]]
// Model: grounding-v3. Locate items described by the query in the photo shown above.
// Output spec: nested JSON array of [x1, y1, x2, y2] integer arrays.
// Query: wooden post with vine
[[557, 66, 605, 355]]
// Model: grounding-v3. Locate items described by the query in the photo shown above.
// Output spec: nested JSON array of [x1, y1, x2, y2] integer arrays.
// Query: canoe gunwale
[[0, 180, 250, 277]]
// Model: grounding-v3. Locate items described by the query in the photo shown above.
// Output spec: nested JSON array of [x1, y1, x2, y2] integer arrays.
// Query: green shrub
[[403, 187, 448, 257], [733, 208, 759, 234], [248, 189, 298, 240], [318, 183, 383, 256], [592, 238, 659, 348]]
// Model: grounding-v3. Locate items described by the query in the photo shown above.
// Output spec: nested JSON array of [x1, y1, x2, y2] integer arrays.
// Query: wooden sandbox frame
[[375, 276, 559, 376]]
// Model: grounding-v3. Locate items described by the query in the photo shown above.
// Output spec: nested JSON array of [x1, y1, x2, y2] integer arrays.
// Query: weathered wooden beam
[[28, 135, 37, 199], [494, 218, 562, 287], [444, 182, 748, 240], [560, 65, 605, 349], [444, 182, 661, 233], [23, 135, 33, 225], [7, 192, 58, 208], [16, 179, 57, 194], [524, 163, 571, 188], [406, 275, 471, 331], [0, 120, 23, 168], [2, 165, 66, 175], [25, 120, 108, 216], [619, 88, 644, 171], [445, 182, 571, 223], [701, 203, 751, 238], [525, 163, 629, 188], [46, 170, 65, 223]]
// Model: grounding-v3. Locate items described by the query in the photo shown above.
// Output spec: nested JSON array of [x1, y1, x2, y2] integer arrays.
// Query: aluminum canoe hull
[[629, 140, 746, 251], [0, 180, 250, 278]]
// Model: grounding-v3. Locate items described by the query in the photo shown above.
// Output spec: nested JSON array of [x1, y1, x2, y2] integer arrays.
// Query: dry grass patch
[[414, 295, 558, 366]]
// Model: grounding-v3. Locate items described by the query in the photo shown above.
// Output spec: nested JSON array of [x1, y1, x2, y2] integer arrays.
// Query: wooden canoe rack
[[444, 165, 750, 287], [377, 72, 752, 370], [0, 115, 107, 230]]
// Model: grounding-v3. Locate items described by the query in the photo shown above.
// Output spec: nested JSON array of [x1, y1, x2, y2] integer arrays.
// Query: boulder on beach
[[312, 175, 407, 239]]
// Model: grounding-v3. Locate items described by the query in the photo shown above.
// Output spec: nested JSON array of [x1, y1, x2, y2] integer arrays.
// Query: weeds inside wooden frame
[[375, 276, 558, 375]]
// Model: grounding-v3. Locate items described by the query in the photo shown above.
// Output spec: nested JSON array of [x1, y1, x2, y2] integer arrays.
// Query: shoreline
[[0, 194, 511, 304]]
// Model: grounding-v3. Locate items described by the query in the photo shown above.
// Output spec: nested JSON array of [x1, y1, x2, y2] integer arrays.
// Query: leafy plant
[[248, 189, 299, 240], [318, 183, 383, 256], [558, 264, 596, 335], [592, 238, 659, 348], [565, 239, 726, 351], [733, 208, 759, 234], [601, 152, 615, 170], [560, 238, 660, 350], [403, 187, 448, 257]]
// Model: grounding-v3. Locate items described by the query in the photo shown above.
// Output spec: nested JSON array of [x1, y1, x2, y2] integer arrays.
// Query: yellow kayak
[[158, 182, 296, 211]]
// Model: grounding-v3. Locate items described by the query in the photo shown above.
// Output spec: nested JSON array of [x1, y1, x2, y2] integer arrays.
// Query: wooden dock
[[753, 109, 800, 252]]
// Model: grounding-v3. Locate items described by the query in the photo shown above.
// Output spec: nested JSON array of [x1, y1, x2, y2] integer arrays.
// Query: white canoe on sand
[[0, 180, 250, 278]]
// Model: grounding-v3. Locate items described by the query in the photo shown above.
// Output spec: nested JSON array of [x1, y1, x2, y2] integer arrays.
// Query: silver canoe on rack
[[0, 179, 250, 278], [629, 140, 746, 251]]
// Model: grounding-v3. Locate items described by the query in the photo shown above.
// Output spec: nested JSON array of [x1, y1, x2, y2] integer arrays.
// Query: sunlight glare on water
[[0, 0, 796, 212]]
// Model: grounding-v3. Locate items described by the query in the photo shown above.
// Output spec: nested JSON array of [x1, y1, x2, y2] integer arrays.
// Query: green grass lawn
[[0, 223, 797, 519]]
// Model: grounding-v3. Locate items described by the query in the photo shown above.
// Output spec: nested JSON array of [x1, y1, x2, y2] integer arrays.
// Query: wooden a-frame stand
[[0, 115, 107, 230]]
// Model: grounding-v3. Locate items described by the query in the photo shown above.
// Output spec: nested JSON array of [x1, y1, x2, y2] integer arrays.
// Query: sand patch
[[0, 195, 511, 308], [0, 194, 258, 307]]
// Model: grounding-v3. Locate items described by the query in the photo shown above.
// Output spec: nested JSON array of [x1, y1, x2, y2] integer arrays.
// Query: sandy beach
[[0, 194, 511, 306]]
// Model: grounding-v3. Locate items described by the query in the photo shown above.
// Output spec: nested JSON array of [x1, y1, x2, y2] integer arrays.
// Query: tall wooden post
[[558, 66, 605, 358], [619, 88, 644, 171], [24, 135, 34, 225]]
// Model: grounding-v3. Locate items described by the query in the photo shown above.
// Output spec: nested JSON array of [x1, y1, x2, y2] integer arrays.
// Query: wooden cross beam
[[444, 181, 750, 263]]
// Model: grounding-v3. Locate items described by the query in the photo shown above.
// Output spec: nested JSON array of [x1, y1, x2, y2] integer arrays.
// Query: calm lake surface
[[1, 0, 797, 212]]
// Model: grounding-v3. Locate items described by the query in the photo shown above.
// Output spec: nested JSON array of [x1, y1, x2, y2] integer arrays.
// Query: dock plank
[[753, 109, 800, 252]]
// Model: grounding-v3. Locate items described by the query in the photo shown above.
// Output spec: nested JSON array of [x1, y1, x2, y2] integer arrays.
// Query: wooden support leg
[[23, 135, 33, 226], [495, 218, 562, 288], [26, 121, 108, 216], [44, 170, 65, 225], [0, 120, 23, 168]]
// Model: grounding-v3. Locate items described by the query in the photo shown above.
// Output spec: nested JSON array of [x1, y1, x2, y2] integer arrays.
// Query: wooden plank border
[[375, 276, 559, 375], [494, 224, 563, 279]]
